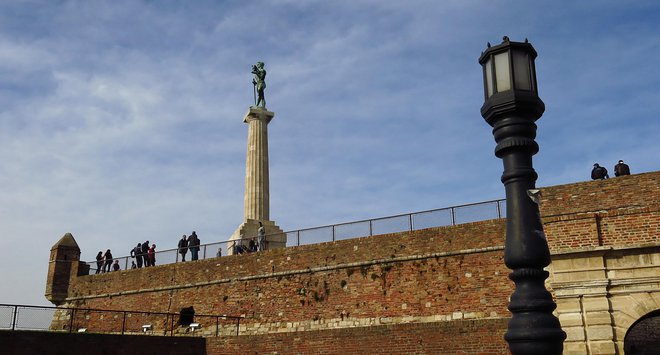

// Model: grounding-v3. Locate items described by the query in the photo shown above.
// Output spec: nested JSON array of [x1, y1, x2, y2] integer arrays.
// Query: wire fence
[[85, 199, 505, 273], [0, 304, 242, 337]]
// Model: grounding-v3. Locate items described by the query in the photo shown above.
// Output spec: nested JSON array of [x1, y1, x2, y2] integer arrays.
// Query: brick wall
[[55, 219, 512, 335], [206, 318, 510, 355], [539, 171, 658, 217], [540, 171, 659, 252], [45, 171, 659, 353]]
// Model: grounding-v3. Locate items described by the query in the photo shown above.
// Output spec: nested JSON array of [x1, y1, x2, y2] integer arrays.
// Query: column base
[[228, 219, 286, 255]]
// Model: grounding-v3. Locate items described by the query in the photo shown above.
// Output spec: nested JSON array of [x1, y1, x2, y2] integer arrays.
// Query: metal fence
[[0, 304, 242, 337], [86, 199, 505, 273]]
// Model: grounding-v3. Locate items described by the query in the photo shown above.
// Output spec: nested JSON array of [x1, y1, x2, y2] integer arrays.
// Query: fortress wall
[[539, 171, 659, 217], [56, 219, 512, 335], [540, 171, 659, 252], [47, 171, 659, 353], [206, 318, 510, 355]]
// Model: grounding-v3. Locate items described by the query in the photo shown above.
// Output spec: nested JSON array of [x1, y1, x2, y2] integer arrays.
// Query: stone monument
[[229, 62, 285, 253]]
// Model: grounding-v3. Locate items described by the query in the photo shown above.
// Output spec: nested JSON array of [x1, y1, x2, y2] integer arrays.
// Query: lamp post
[[479, 37, 566, 354]]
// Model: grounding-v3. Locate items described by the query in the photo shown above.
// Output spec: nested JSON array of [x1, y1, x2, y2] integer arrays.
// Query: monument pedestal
[[228, 219, 286, 255]]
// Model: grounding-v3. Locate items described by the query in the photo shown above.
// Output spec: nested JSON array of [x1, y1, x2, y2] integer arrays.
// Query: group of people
[[95, 249, 119, 273], [591, 160, 631, 180], [130, 241, 157, 268], [233, 222, 267, 254], [177, 231, 201, 261]]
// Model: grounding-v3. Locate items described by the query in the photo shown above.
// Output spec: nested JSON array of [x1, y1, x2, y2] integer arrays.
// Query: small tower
[[45, 233, 82, 305]]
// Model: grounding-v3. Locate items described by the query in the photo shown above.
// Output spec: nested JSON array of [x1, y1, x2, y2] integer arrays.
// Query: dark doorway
[[624, 309, 660, 355]]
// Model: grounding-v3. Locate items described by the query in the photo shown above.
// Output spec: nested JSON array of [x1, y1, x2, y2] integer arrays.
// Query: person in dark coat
[[591, 163, 609, 180], [132, 243, 143, 268], [103, 249, 113, 273], [614, 160, 630, 177], [112, 260, 120, 271], [189, 231, 200, 261], [142, 240, 151, 267], [178, 235, 189, 262], [95, 251, 103, 274]]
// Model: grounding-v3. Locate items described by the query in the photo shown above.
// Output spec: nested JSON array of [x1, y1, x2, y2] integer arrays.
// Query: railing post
[[332, 226, 335, 242], [124, 257, 128, 270], [297, 231, 300, 246], [122, 311, 126, 335], [409, 214, 414, 231], [11, 305, 18, 331], [369, 220, 373, 236], [203, 245, 207, 259], [497, 200, 502, 219], [450, 207, 456, 225]]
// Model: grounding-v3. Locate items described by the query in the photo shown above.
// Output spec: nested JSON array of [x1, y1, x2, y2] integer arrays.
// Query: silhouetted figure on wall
[[614, 160, 630, 177], [189, 231, 200, 261], [102, 249, 113, 273], [95, 251, 103, 274], [178, 235, 189, 261], [132, 243, 143, 268], [112, 260, 120, 271], [591, 163, 609, 180], [142, 241, 151, 267]]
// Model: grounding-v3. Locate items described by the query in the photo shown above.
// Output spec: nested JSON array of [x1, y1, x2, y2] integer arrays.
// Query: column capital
[[244, 107, 275, 124]]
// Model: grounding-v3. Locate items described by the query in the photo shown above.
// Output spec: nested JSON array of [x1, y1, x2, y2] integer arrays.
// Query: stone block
[[585, 311, 612, 326], [564, 326, 586, 341], [585, 325, 613, 341], [588, 340, 616, 354], [558, 312, 583, 327]]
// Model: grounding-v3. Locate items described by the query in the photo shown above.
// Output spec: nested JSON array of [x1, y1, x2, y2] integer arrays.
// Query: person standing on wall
[[148, 244, 156, 266], [95, 251, 103, 274], [257, 222, 266, 252], [102, 249, 113, 273], [142, 240, 151, 267], [614, 160, 631, 177], [178, 235, 188, 262], [189, 231, 200, 261], [132, 243, 143, 268]]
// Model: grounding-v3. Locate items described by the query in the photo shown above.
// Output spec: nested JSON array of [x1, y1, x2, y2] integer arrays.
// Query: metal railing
[[0, 304, 242, 337], [85, 199, 505, 272]]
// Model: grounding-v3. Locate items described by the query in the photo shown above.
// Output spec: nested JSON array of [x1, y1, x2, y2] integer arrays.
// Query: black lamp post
[[479, 37, 566, 354]]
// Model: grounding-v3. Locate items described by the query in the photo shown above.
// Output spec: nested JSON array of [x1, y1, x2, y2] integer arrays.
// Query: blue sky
[[1, 1, 658, 306]]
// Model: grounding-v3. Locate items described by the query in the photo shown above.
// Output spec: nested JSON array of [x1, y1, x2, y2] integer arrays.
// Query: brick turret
[[45, 233, 82, 305]]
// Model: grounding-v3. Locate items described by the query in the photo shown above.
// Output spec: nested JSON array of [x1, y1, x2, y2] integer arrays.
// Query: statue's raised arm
[[251, 62, 267, 108]]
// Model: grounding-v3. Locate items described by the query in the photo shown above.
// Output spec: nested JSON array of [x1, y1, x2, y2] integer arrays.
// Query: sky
[[1, 0, 658, 306]]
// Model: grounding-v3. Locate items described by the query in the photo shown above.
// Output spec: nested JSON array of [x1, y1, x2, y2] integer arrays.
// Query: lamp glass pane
[[485, 58, 494, 97], [512, 50, 532, 90], [494, 52, 511, 92]]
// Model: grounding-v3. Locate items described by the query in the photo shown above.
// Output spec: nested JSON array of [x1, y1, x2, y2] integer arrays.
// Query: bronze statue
[[251, 62, 266, 108]]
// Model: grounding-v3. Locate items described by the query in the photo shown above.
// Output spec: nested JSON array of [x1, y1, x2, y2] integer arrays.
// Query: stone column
[[243, 107, 272, 221], [229, 107, 285, 253]]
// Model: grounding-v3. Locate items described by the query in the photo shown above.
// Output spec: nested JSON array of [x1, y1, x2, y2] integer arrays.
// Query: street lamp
[[479, 36, 566, 354]]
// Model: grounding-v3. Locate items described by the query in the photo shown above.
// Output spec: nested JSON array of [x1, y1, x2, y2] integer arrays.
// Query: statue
[[251, 62, 267, 108]]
